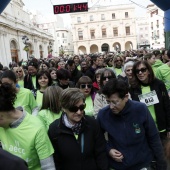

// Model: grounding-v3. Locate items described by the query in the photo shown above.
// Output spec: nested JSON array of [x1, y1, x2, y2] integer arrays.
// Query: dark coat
[[24, 74, 35, 91], [48, 115, 109, 170], [69, 67, 83, 84], [0, 149, 28, 170], [129, 78, 170, 132]]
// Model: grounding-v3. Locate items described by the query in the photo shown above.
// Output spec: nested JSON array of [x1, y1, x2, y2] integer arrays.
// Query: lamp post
[[22, 35, 29, 60], [59, 45, 64, 57], [49, 41, 53, 54]]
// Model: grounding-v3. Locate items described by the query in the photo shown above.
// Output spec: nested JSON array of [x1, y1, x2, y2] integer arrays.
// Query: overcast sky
[[23, 0, 152, 27]]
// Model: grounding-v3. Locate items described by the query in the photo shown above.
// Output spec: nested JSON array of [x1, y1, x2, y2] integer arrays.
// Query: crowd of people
[[0, 49, 170, 170]]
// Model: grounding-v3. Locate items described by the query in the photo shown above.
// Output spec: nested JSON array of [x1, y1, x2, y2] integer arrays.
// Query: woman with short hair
[[94, 68, 116, 118], [48, 88, 109, 170]]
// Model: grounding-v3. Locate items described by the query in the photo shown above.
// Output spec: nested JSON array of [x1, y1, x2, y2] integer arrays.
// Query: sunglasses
[[135, 68, 147, 74], [103, 76, 113, 81], [115, 60, 123, 63], [80, 84, 92, 89], [16, 70, 22, 73], [68, 103, 86, 112]]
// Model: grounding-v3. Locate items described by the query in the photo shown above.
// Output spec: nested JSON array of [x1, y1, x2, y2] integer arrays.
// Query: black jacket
[[24, 74, 35, 91], [129, 78, 170, 132], [0, 149, 28, 170], [48, 115, 109, 170], [69, 67, 83, 84]]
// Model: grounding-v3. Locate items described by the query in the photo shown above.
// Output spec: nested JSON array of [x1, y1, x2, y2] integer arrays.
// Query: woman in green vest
[[37, 86, 63, 131], [76, 76, 95, 117], [35, 70, 52, 111]]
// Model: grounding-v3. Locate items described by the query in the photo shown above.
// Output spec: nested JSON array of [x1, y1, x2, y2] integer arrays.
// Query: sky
[[22, 0, 151, 27]]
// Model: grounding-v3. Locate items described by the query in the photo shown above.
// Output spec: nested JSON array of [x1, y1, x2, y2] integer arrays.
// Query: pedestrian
[[97, 78, 167, 170], [48, 88, 109, 170]]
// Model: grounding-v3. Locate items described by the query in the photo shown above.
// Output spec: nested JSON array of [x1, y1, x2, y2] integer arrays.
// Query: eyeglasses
[[80, 84, 92, 89], [135, 68, 147, 74], [68, 103, 86, 112], [107, 100, 122, 107], [16, 70, 22, 73], [103, 76, 113, 81]]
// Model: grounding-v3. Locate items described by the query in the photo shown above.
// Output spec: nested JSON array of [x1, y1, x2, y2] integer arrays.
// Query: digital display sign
[[53, 2, 88, 14]]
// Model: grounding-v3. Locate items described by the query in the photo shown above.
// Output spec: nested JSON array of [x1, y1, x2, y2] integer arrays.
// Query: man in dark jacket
[[97, 78, 167, 170], [24, 60, 38, 96], [66, 59, 83, 84], [0, 148, 28, 170]]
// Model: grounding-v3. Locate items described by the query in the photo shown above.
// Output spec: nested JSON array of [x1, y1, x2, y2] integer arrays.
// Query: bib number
[[138, 90, 159, 106]]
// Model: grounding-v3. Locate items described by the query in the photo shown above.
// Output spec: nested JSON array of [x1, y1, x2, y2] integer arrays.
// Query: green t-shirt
[[14, 87, 37, 114], [31, 76, 36, 89], [141, 86, 157, 124], [0, 113, 54, 170], [37, 109, 62, 131], [85, 95, 94, 116], [156, 64, 170, 91], [141, 86, 165, 132], [115, 68, 122, 76], [18, 80, 24, 88], [36, 90, 43, 110], [77, 65, 81, 70]]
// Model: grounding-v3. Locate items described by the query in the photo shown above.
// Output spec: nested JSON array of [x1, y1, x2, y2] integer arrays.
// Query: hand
[[109, 149, 124, 162]]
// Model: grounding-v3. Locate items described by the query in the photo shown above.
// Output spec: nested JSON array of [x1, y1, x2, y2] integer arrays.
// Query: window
[[156, 20, 159, 27], [151, 9, 158, 17], [62, 33, 64, 38], [90, 15, 93, 21], [152, 32, 154, 39], [78, 31, 83, 40], [57, 33, 59, 37], [113, 27, 118, 36], [140, 35, 143, 38], [140, 28, 143, 30], [90, 29, 95, 39], [145, 34, 148, 37], [101, 14, 105, 20], [157, 30, 159, 38], [125, 12, 128, 18], [112, 13, 115, 19], [102, 28, 107, 37], [125, 26, 130, 35], [145, 27, 147, 30], [77, 17, 81, 23], [151, 22, 153, 29]]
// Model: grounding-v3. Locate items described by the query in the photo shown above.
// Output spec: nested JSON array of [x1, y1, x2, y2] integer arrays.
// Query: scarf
[[62, 113, 82, 135]]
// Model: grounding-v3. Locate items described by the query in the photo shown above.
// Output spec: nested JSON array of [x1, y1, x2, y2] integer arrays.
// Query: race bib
[[138, 90, 159, 106]]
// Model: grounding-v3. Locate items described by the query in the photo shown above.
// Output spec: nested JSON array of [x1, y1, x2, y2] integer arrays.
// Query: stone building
[[0, 0, 53, 66], [70, 3, 137, 54]]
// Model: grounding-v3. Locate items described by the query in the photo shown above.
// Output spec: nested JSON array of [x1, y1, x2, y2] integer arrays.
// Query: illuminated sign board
[[53, 2, 88, 14]]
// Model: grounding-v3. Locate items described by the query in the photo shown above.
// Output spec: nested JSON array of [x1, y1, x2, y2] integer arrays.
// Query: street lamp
[[49, 41, 53, 54], [22, 35, 29, 60], [59, 45, 64, 57]]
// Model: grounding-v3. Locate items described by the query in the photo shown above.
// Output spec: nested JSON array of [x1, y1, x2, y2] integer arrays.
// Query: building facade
[[136, 17, 150, 49], [147, 4, 165, 49], [0, 0, 53, 66], [71, 4, 137, 54], [35, 13, 74, 57], [56, 28, 74, 56]]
